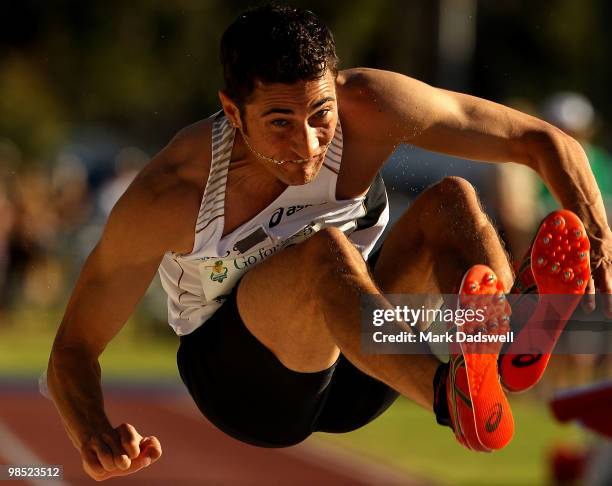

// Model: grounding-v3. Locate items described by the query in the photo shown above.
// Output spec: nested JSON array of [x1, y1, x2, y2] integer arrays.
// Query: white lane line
[[0, 418, 71, 486], [159, 396, 424, 486]]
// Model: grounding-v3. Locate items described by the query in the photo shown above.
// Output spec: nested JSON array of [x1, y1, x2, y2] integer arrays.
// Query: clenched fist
[[80, 423, 162, 481]]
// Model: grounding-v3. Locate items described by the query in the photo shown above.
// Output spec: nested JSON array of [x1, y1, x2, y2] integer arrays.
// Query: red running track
[[0, 379, 423, 485]]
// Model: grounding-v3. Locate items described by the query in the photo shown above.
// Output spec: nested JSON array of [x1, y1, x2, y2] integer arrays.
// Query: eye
[[271, 119, 289, 127], [314, 109, 331, 119]]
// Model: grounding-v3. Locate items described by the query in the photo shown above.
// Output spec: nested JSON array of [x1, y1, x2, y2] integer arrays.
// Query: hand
[[80, 423, 162, 481], [583, 229, 612, 318]]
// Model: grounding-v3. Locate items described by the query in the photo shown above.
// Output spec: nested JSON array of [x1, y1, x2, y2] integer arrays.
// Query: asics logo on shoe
[[511, 353, 542, 368], [485, 403, 503, 433]]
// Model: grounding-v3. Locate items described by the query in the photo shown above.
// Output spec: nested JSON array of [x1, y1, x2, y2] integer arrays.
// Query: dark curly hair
[[220, 4, 339, 110]]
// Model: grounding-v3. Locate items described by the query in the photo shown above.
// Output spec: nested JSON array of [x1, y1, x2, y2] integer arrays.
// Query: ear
[[218, 90, 242, 129]]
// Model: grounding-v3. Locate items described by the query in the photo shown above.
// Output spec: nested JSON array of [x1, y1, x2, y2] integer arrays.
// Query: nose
[[293, 124, 320, 160]]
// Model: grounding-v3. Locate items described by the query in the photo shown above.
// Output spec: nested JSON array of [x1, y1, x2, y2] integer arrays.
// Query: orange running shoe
[[500, 210, 590, 392], [446, 354, 490, 451], [447, 265, 515, 451]]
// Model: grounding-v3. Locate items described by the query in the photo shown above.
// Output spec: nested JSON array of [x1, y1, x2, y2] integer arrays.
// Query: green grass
[[317, 396, 586, 486], [0, 306, 180, 381]]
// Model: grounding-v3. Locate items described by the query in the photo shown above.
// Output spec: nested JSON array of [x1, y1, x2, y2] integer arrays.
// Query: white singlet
[[158, 111, 389, 336]]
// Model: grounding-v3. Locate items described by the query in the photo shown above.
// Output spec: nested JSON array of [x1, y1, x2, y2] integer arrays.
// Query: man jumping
[[46, 4, 612, 481]]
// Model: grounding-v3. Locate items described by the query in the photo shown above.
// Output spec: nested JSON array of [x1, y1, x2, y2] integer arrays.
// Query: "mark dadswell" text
[[372, 331, 514, 344]]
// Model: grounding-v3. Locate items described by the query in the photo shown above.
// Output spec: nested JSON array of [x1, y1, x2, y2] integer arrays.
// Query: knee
[[429, 177, 484, 221], [434, 176, 479, 206], [418, 176, 489, 240], [304, 227, 353, 260]]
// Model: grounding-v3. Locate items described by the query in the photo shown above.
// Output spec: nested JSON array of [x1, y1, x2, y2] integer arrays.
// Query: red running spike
[[447, 265, 514, 451], [500, 210, 590, 392]]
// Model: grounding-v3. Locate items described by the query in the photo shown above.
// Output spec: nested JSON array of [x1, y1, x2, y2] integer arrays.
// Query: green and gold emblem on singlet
[[208, 260, 228, 283]]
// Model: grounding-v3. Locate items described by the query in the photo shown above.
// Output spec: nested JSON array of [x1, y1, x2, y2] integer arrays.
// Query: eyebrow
[[261, 97, 336, 117]]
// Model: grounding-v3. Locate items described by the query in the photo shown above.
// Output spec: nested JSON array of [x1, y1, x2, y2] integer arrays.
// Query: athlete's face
[[221, 71, 338, 185]]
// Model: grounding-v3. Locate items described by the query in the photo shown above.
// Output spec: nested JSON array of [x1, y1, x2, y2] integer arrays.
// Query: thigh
[[236, 229, 368, 373], [372, 185, 441, 295], [177, 283, 339, 448], [313, 244, 422, 434]]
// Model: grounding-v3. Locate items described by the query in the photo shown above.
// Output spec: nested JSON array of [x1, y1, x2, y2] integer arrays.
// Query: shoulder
[[337, 67, 431, 101], [162, 117, 214, 178], [336, 68, 439, 143], [336, 67, 386, 92], [104, 117, 216, 256], [335, 68, 376, 112], [129, 117, 213, 211], [336, 68, 409, 109]]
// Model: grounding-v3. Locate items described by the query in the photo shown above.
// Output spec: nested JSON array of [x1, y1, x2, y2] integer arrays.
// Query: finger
[[140, 436, 163, 462], [102, 432, 131, 471], [89, 438, 117, 473], [117, 423, 142, 459], [581, 277, 596, 314], [117, 437, 162, 474]]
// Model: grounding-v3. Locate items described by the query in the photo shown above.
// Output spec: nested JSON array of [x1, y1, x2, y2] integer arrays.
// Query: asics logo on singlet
[[269, 204, 313, 228]]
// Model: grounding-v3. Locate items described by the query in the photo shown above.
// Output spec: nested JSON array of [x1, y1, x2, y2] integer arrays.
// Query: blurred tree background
[[2, 0, 610, 167]]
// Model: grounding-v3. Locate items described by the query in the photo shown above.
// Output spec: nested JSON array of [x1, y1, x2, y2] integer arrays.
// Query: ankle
[[433, 361, 452, 427]]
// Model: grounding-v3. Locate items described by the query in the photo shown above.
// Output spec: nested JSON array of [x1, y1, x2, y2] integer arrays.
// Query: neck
[[228, 137, 287, 198]]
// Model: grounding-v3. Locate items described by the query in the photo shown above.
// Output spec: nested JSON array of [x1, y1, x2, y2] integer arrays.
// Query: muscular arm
[[341, 68, 611, 302], [46, 130, 204, 480], [48, 197, 167, 447]]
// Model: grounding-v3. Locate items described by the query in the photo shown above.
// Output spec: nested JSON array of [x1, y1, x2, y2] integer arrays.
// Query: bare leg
[[373, 176, 513, 294], [237, 176, 513, 410]]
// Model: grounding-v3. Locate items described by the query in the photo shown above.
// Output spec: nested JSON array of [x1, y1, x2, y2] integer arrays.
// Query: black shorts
[[176, 247, 399, 448]]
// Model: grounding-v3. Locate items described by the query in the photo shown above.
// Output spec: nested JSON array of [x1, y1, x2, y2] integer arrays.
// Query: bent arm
[[46, 142, 200, 452], [349, 68, 610, 243], [47, 239, 164, 449], [415, 87, 607, 242]]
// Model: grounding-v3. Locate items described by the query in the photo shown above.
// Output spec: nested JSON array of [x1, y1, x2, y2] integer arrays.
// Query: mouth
[[286, 148, 328, 165]]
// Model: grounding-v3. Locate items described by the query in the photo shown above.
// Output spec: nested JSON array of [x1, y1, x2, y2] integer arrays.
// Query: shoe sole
[[500, 210, 590, 392], [450, 264, 514, 450]]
